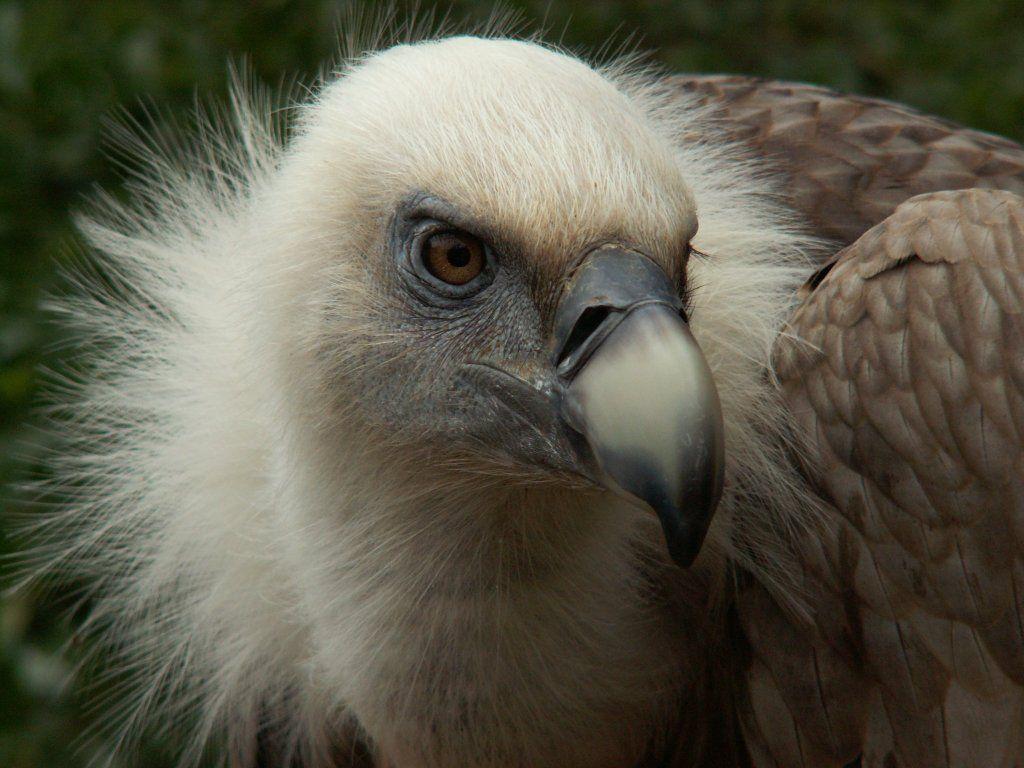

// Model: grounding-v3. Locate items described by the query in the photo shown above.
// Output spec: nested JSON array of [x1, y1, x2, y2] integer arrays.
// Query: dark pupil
[[446, 244, 471, 269]]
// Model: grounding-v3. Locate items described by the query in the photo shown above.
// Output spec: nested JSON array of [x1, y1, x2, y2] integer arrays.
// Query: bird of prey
[[32, 33, 1024, 768]]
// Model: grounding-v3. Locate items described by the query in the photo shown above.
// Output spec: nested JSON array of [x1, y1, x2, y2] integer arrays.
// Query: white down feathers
[[30, 34, 825, 766]]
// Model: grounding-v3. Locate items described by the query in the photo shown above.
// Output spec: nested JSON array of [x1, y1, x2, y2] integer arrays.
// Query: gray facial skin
[[354, 193, 725, 566]]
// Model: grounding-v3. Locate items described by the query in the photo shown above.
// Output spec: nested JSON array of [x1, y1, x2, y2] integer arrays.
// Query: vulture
[[30, 32, 1024, 768]]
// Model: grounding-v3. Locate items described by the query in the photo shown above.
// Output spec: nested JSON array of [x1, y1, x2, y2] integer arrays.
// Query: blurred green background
[[1, 0, 1022, 765]]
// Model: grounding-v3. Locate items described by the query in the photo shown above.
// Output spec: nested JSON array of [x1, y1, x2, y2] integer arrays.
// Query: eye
[[421, 231, 486, 286]]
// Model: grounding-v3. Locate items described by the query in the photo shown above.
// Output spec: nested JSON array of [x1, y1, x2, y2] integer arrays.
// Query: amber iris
[[422, 231, 486, 286]]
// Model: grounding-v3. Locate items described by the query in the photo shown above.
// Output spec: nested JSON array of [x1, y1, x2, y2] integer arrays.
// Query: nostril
[[555, 305, 613, 371]]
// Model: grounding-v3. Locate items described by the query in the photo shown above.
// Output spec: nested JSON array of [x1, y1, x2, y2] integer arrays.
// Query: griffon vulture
[[28, 33, 1024, 768]]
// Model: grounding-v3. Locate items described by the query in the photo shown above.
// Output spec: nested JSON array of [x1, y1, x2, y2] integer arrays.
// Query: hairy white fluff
[[27, 30, 827, 768]]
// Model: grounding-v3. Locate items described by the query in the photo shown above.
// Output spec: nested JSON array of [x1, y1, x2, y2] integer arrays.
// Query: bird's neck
[[276, 445, 700, 768]]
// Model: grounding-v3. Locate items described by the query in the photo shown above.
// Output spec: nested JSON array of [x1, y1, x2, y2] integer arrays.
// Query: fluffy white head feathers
[[32, 34, 821, 767]]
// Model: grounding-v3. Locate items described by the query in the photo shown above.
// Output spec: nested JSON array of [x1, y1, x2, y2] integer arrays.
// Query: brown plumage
[[687, 77, 1024, 767], [756, 187, 1024, 767], [675, 75, 1024, 243]]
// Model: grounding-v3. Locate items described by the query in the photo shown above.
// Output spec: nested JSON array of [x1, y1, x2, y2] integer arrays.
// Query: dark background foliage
[[1, 1, 1021, 765]]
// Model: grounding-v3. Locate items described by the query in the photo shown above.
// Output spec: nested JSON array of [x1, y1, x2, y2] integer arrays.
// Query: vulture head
[[41, 34, 819, 768], [275, 35, 723, 567]]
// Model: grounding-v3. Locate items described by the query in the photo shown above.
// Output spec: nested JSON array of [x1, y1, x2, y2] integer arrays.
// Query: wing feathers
[[743, 189, 1024, 767]]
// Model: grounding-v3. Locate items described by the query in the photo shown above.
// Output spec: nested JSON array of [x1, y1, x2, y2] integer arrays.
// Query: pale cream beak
[[553, 248, 725, 566]]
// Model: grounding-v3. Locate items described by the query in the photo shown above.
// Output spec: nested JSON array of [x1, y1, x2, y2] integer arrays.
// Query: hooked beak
[[552, 247, 725, 566]]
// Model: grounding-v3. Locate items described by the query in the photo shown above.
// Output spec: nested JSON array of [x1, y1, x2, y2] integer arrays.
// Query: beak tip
[[666, 535, 702, 568], [638, 475, 722, 568], [657, 495, 719, 568]]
